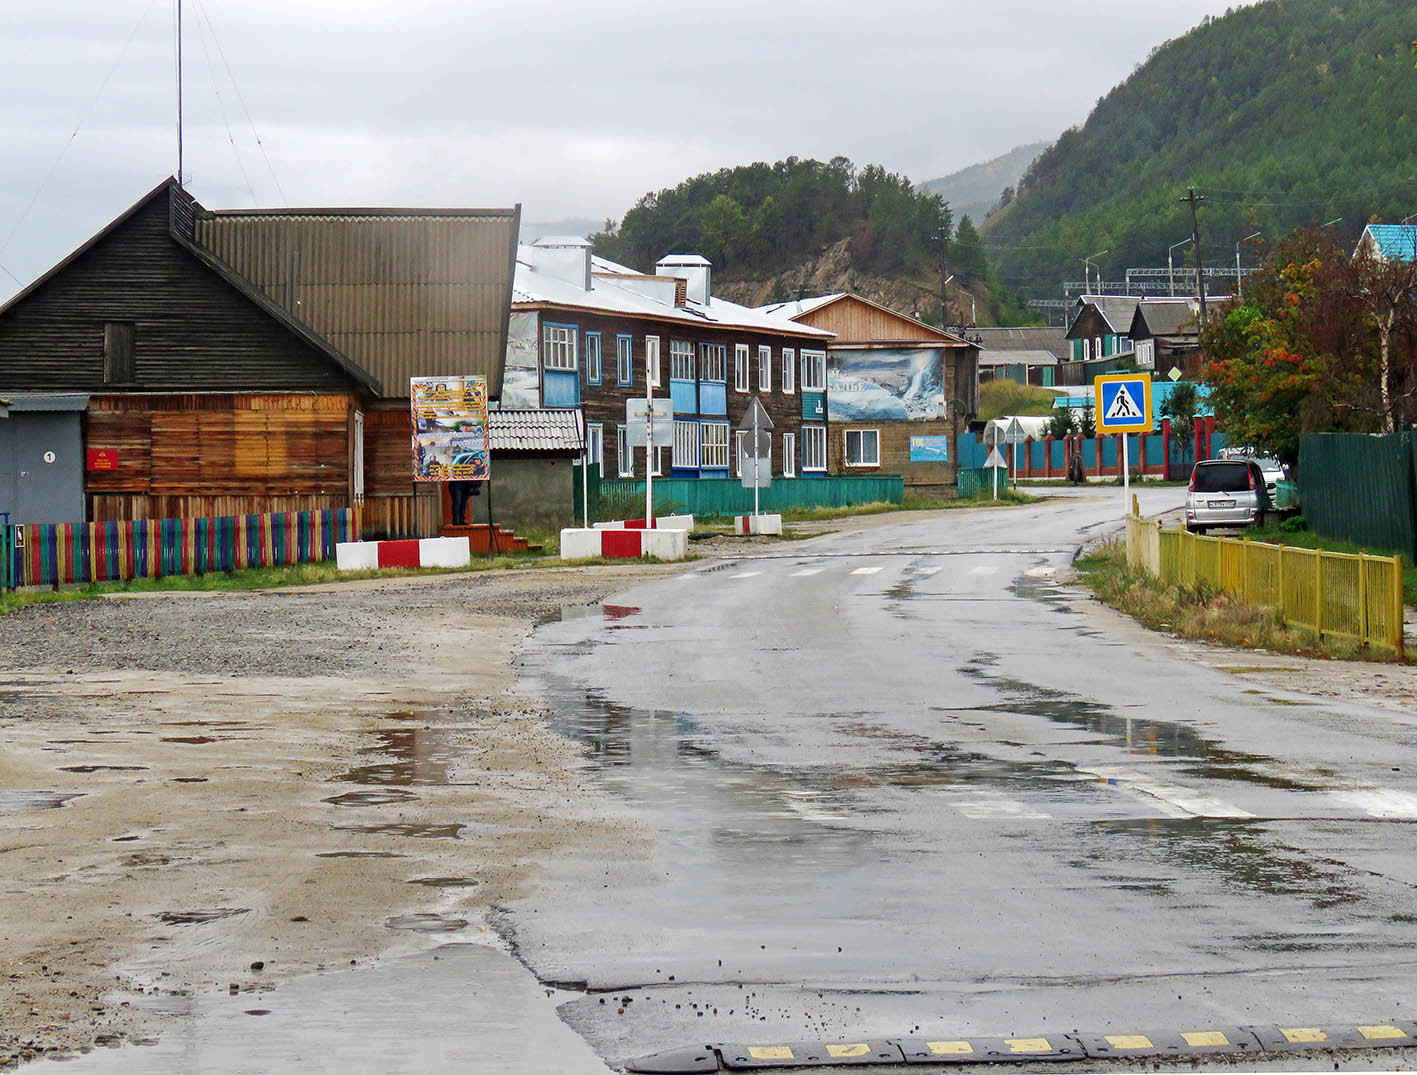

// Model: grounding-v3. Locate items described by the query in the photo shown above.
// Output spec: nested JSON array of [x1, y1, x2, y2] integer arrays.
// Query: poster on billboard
[[828, 347, 945, 422], [410, 375, 490, 481]]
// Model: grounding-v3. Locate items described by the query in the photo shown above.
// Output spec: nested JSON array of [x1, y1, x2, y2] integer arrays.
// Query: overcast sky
[[0, 0, 1251, 299]]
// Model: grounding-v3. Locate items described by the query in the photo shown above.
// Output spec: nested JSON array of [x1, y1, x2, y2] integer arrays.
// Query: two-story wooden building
[[505, 238, 834, 481]]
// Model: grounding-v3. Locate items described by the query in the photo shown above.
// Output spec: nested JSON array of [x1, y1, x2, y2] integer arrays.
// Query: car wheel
[[1187, 524, 1206, 535]]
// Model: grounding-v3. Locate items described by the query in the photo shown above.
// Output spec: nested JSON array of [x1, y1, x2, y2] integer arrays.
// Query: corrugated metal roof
[[1067, 295, 1140, 337], [489, 407, 583, 452], [979, 349, 1058, 367], [971, 326, 1068, 357], [1132, 298, 1198, 338], [514, 248, 833, 339], [197, 207, 520, 400], [1360, 224, 1417, 262]]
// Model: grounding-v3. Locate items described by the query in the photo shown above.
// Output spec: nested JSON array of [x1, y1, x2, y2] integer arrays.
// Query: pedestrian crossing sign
[[1093, 373, 1153, 434]]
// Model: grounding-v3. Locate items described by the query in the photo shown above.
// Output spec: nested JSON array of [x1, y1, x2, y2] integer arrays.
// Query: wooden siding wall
[[828, 418, 957, 490], [85, 393, 354, 520], [0, 189, 362, 394], [359, 404, 441, 539], [797, 297, 955, 344]]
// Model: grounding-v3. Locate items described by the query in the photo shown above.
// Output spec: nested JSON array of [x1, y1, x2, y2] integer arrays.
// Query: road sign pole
[[1122, 432, 1130, 515], [753, 407, 761, 517], [645, 355, 655, 527], [992, 457, 997, 501]]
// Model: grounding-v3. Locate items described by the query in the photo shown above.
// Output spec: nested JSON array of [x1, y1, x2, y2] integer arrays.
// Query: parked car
[[1185, 459, 1271, 533], [1216, 447, 1287, 500]]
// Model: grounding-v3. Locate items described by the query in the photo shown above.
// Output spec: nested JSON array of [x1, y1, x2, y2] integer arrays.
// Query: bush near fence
[[1125, 512, 1405, 656], [1, 509, 358, 590]]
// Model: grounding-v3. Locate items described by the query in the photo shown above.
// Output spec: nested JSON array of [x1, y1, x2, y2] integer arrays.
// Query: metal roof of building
[[1067, 295, 1140, 336], [971, 326, 1068, 357], [197, 206, 521, 400], [488, 407, 583, 452], [1132, 298, 1198, 338], [513, 247, 833, 339], [978, 349, 1058, 367], [756, 294, 846, 320], [1359, 224, 1417, 262]]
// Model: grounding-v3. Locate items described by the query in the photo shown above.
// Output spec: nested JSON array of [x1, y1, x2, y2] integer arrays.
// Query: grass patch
[[1075, 542, 1387, 661], [977, 380, 1059, 420]]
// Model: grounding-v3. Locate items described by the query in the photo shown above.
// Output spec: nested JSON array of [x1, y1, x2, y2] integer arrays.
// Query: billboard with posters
[[410, 375, 491, 482]]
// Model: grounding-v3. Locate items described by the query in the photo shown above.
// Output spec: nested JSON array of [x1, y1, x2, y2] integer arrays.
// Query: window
[[1119, 336, 1131, 353], [1136, 339, 1155, 368], [587, 423, 604, 477], [701, 422, 729, 469], [781, 346, 794, 393], [844, 429, 880, 467], [735, 430, 747, 475], [783, 433, 796, 477], [1081, 338, 1092, 361], [650, 445, 667, 476], [1094, 335, 1103, 358], [670, 340, 694, 381], [734, 344, 750, 392], [736, 430, 770, 477], [585, 332, 602, 384], [544, 324, 577, 370], [672, 419, 700, 469], [801, 349, 827, 392], [616, 335, 633, 385], [802, 425, 827, 472], [616, 425, 633, 476], [104, 321, 136, 383], [646, 335, 661, 387], [699, 343, 726, 382], [759, 345, 773, 392]]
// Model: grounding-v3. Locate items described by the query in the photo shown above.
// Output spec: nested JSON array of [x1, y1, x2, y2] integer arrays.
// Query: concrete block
[[560, 528, 604, 559], [641, 528, 688, 560], [418, 536, 471, 568], [335, 541, 379, 571]]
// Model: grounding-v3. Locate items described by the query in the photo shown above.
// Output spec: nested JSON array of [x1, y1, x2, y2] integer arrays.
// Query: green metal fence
[[597, 475, 904, 518], [1299, 432, 1417, 561]]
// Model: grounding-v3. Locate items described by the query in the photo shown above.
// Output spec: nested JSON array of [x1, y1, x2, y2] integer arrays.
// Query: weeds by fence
[[1126, 512, 1405, 657]]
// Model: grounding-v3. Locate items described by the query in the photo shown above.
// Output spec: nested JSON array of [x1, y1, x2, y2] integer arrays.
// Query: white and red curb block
[[593, 515, 694, 531], [735, 513, 783, 536], [560, 527, 689, 561], [335, 536, 471, 571]]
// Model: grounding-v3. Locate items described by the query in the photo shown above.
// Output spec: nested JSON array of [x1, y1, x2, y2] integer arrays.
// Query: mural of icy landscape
[[827, 348, 944, 421]]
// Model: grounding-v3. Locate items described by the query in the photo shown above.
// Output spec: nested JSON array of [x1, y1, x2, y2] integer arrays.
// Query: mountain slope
[[920, 142, 1048, 225], [983, 0, 1417, 299]]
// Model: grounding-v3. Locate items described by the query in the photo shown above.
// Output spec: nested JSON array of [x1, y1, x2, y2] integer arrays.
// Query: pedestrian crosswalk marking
[[918, 565, 943, 577], [1104, 383, 1144, 421], [790, 568, 823, 577], [850, 566, 883, 575], [1330, 789, 1417, 818], [729, 571, 762, 579]]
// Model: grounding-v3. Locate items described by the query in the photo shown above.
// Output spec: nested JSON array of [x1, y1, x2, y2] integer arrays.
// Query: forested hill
[[983, 0, 1417, 300], [591, 158, 949, 284]]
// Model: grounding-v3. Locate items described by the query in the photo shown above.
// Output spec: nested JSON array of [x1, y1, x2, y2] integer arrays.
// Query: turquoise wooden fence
[[597, 476, 903, 518]]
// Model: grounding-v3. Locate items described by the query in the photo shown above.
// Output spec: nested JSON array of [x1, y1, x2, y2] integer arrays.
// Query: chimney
[[528, 236, 593, 291], [655, 254, 712, 305]]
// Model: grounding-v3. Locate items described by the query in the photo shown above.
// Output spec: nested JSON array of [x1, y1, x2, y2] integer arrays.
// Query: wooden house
[[759, 294, 978, 495], [0, 178, 520, 536], [1129, 298, 1202, 377], [506, 238, 833, 482], [1064, 295, 1138, 363]]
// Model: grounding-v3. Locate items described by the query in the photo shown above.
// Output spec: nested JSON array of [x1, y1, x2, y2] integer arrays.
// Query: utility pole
[[1181, 187, 1206, 322], [937, 214, 950, 327]]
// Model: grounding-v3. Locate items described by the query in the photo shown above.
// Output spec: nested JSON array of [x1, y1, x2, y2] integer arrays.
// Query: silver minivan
[[1185, 459, 1270, 533]]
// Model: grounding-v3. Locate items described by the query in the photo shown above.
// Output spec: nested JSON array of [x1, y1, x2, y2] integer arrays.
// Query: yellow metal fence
[[1125, 513, 1406, 657]]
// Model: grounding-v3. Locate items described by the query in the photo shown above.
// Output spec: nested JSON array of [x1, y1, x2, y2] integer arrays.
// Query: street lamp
[[1168, 237, 1193, 298], [1235, 231, 1261, 301], [1082, 249, 1109, 294]]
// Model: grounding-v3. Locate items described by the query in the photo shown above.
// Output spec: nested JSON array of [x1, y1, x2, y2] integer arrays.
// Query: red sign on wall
[[87, 448, 118, 471]]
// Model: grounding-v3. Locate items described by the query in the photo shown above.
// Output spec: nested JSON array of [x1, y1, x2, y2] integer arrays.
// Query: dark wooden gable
[[1065, 304, 1111, 342], [0, 181, 374, 394]]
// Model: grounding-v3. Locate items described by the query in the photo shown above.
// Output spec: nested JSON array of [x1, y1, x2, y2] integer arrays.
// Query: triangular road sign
[[738, 396, 774, 433], [1104, 383, 1143, 422], [985, 446, 1007, 469]]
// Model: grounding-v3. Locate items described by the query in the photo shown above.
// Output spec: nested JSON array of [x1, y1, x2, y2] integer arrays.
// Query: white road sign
[[626, 398, 673, 447]]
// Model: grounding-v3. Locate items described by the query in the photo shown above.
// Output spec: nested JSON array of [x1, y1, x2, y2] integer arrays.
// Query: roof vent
[[528, 236, 592, 291], [655, 254, 711, 305]]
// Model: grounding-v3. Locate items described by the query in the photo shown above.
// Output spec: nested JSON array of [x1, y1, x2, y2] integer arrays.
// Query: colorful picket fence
[[1, 509, 358, 589]]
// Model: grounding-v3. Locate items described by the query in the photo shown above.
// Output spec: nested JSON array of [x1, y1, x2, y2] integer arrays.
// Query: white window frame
[[650, 444, 667, 477], [1082, 338, 1092, 361], [587, 422, 604, 477], [616, 335, 633, 385], [701, 421, 730, 469], [759, 344, 773, 392], [646, 335, 661, 387], [1136, 338, 1155, 368], [1094, 335, 1102, 359], [670, 340, 694, 381], [672, 419, 700, 469], [543, 324, 578, 371], [734, 344, 750, 392], [699, 342, 727, 383], [734, 430, 748, 475], [844, 428, 880, 468], [616, 425, 633, 477], [585, 332, 602, 384], [781, 346, 794, 393], [783, 432, 796, 477], [801, 349, 827, 392], [802, 424, 827, 472]]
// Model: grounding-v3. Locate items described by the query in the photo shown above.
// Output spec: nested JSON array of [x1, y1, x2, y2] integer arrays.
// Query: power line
[[191, 4, 256, 203]]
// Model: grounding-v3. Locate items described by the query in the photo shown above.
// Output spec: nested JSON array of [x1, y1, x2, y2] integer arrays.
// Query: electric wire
[[0, 0, 163, 263], [192, 5, 257, 203]]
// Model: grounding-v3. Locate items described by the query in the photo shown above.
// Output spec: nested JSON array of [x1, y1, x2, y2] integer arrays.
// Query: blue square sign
[[1094, 373, 1153, 434]]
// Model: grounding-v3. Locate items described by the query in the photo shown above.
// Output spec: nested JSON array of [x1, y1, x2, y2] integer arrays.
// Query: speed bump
[[1074, 1027, 1262, 1059], [719, 1041, 904, 1068], [899, 1035, 1082, 1063], [624, 1045, 721, 1073], [1249, 1023, 1417, 1052]]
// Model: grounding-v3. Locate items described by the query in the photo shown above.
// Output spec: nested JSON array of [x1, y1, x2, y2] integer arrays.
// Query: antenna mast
[[176, 0, 184, 187]]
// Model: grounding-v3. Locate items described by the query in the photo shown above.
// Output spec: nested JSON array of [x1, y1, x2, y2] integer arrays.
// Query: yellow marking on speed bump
[[927, 1041, 974, 1055], [1006, 1038, 1053, 1053], [1181, 1031, 1230, 1047], [1359, 1025, 1408, 1041], [747, 1045, 794, 1060], [827, 1043, 871, 1058], [1106, 1035, 1154, 1050], [1282, 1028, 1327, 1043]]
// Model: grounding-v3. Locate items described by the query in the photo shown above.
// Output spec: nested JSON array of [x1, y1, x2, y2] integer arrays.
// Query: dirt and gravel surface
[[2, 506, 1414, 1069], [0, 562, 685, 1067]]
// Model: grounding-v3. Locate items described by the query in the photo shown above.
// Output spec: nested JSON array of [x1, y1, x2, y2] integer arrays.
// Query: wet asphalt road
[[512, 489, 1417, 1068]]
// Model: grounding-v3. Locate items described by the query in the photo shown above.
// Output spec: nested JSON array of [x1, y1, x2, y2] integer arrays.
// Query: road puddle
[[0, 790, 81, 812], [331, 822, 463, 840], [404, 876, 480, 887], [334, 728, 456, 786], [385, 913, 468, 933], [60, 765, 148, 773], [316, 850, 408, 859], [154, 908, 249, 925]]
